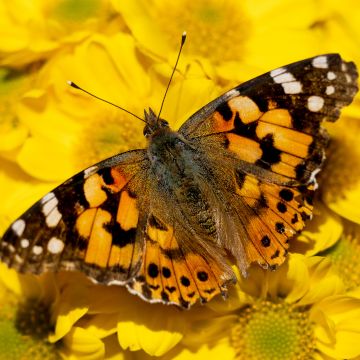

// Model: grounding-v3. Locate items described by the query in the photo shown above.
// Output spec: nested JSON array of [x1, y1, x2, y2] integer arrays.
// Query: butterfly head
[[143, 107, 170, 138]]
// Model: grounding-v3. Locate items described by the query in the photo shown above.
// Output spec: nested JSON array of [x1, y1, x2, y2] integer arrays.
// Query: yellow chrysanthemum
[[0, 0, 125, 67], [0, 264, 61, 359], [155, 255, 360, 360], [114, 0, 325, 85]]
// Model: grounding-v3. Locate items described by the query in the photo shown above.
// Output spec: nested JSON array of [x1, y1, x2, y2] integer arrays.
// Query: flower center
[[76, 111, 146, 169], [0, 295, 59, 360], [320, 227, 360, 290], [321, 119, 360, 211], [232, 301, 315, 360], [154, 0, 250, 64]]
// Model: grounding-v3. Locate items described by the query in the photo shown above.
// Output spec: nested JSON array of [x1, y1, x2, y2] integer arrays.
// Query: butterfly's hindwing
[[127, 222, 233, 307]]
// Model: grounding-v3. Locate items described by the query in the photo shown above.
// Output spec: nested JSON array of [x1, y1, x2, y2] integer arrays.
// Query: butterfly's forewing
[[0, 150, 150, 284], [179, 54, 358, 272]]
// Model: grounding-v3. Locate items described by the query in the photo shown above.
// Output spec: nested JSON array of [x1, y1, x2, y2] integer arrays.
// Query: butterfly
[[0, 54, 358, 309]]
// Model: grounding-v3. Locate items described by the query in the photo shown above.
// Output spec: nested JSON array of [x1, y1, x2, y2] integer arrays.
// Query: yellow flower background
[[1, 0, 360, 359]]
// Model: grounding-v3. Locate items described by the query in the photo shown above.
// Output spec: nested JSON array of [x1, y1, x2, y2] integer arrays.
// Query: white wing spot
[[84, 166, 98, 179], [341, 62, 347, 71], [307, 96, 324, 112], [345, 74, 352, 83], [20, 239, 30, 248], [47, 237, 64, 254], [273, 72, 296, 84], [312, 56, 328, 69], [42, 197, 59, 217], [282, 81, 302, 94], [46, 208, 62, 228], [41, 192, 55, 204], [33, 245, 43, 255], [327, 71, 336, 80], [270, 67, 287, 78], [11, 219, 26, 237], [14, 255, 24, 264], [326, 85, 335, 95]]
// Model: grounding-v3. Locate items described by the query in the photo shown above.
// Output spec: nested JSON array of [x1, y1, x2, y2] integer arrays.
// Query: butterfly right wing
[[179, 54, 358, 274]]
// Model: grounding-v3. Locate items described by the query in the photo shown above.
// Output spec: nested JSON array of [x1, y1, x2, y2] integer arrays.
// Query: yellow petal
[[296, 257, 344, 306], [61, 326, 105, 360], [82, 284, 186, 356], [157, 337, 235, 360], [50, 273, 91, 342], [312, 296, 360, 359], [17, 136, 77, 181], [267, 254, 310, 304], [77, 313, 118, 339], [291, 202, 343, 256], [117, 306, 184, 356], [0, 262, 41, 298], [102, 335, 133, 360], [0, 159, 57, 236]]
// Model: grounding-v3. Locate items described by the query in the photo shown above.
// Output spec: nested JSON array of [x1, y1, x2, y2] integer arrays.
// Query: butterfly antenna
[[67, 81, 146, 123], [157, 31, 187, 120]]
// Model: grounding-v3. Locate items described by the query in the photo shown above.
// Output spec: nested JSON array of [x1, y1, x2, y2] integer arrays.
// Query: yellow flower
[[0, 263, 60, 359], [160, 255, 360, 360], [114, 0, 324, 84], [0, 0, 124, 67]]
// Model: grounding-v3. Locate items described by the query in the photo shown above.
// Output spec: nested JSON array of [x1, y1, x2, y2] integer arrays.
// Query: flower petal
[[291, 202, 343, 256], [116, 305, 185, 356], [312, 296, 360, 359], [50, 273, 91, 342], [61, 326, 105, 360]]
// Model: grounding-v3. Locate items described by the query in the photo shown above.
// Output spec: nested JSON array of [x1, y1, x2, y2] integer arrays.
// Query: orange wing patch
[[210, 95, 321, 183], [72, 167, 144, 283], [128, 219, 231, 308]]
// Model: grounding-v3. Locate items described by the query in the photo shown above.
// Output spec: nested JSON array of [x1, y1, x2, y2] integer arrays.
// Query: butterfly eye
[[160, 119, 169, 127], [143, 125, 151, 137]]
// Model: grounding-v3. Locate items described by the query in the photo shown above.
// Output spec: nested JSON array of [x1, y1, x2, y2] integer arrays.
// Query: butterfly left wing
[[0, 148, 235, 308], [0, 150, 150, 284], [179, 54, 358, 274]]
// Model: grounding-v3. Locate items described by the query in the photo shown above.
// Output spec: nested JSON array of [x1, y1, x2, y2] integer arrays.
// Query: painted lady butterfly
[[0, 52, 358, 308]]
